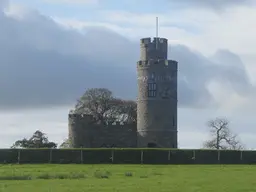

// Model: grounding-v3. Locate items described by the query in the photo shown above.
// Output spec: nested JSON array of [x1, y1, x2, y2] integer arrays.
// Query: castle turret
[[137, 37, 178, 148], [68, 113, 94, 148]]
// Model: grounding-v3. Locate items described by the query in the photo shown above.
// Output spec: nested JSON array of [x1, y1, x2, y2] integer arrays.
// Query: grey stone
[[68, 114, 137, 148], [68, 37, 178, 148], [137, 37, 178, 148]]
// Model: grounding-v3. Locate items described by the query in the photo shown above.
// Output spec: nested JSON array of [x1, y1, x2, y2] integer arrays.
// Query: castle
[[68, 37, 178, 148]]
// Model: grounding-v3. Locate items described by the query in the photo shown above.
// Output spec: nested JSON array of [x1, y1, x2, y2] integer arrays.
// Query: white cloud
[[4, 2, 38, 20], [241, 54, 256, 84], [53, 17, 133, 35], [1, 1, 256, 148], [207, 81, 250, 112], [0, 107, 70, 148], [96, 7, 256, 57], [1, 3, 255, 111], [167, 0, 255, 11], [54, 7, 256, 79], [43, 0, 99, 5]]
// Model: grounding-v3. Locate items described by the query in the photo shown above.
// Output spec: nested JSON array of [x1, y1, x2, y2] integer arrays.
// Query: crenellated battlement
[[140, 37, 168, 45], [68, 113, 95, 124], [67, 35, 177, 149], [139, 37, 168, 61], [68, 112, 137, 148], [137, 36, 178, 148], [68, 113, 136, 126]]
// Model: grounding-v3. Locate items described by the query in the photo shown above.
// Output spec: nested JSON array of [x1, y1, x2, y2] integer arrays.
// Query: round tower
[[137, 37, 178, 148], [68, 112, 94, 148]]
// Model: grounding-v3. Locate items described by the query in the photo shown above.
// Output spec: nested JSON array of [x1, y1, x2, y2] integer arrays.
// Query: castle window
[[151, 72, 155, 80], [148, 83, 157, 97]]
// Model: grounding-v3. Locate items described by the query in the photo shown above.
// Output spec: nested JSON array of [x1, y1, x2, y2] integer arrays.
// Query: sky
[[1, 0, 256, 149]]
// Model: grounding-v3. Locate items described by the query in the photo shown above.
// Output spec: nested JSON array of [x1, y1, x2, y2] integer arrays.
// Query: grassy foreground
[[0, 164, 255, 192]]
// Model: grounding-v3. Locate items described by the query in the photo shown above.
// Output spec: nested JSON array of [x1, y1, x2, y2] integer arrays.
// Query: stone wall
[[137, 37, 178, 148], [68, 36, 178, 149], [140, 37, 168, 61], [68, 114, 137, 148]]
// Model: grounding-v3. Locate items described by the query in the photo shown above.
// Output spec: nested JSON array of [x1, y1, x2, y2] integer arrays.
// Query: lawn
[[0, 164, 255, 192]]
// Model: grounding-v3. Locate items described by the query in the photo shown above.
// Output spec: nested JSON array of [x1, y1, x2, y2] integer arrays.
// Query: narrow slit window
[[148, 83, 157, 97]]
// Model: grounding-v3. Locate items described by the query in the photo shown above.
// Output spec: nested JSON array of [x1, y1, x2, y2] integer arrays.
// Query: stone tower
[[137, 37, 178, 148]]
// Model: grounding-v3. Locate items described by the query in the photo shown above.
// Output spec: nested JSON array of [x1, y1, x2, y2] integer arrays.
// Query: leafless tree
[[74, 88, 137, 124], [203, 117, 244, 150]]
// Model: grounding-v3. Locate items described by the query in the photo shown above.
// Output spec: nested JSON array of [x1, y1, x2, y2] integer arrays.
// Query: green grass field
[[0, 164, 255, 192]]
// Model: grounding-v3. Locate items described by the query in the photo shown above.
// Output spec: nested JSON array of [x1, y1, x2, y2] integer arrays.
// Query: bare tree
[[74, 88, 137, 124], [203, 117, 244, 150]]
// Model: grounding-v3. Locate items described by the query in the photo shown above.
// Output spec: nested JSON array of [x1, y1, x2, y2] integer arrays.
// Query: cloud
[[0, 0, 8, 12], [0, 2, 254, 111], [43, 0, 99, 5], [168, 0, 255, 11], [98, 6, 256, 56]]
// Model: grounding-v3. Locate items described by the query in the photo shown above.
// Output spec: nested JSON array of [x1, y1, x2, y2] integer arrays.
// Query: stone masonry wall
[[137, 37, 178, 148], [68, 114, 137, 148]]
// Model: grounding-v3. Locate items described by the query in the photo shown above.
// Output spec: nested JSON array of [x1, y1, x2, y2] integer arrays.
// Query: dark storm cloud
[[169, 0, 254, 11], [0, 4, 253, 109]]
